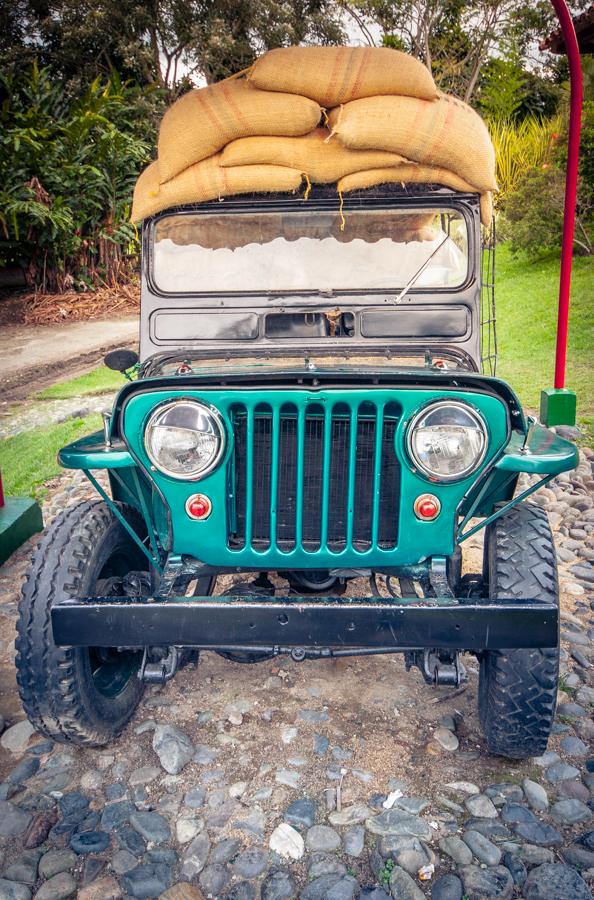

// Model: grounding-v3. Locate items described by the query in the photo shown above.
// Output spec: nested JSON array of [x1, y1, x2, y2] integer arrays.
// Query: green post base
[[540, 388, 577, 428], [0, 497, 43, 566]]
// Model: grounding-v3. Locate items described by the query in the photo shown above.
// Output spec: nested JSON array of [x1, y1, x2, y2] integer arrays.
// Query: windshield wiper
[[393, 233, 450, 305]]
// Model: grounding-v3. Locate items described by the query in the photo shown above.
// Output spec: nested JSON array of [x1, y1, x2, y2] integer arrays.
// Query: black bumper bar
[[51, 596, 559, 651]]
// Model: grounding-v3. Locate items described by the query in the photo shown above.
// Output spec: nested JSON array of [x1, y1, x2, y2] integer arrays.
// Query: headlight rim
[[406, 399, 488, 483], [144, 398, 226, 480]]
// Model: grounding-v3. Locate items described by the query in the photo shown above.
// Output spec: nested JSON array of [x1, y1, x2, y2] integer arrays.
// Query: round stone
[[111, 849, 138, 875], [307, 853, 347, 880], [342, 825, 365, 857], [199, 863, 231, 896], [431, 873, 463, 900], [301, 875, 360, 899], [210, 838, 242, 865], [284, 797, 317, 830], [261, 869, 298, 900], [70, 831, 110, 854], [115, 827, 145, 858], [121, 862, 172, 898], [34, 872, 77, 900], [388, 865, 426, 900], [460, 865, 514, 899], [512, 820, 563, 846], [305, 825, 341, 852], [439, 835, 473, 866], [503, 851, 527, 886], [501, 803, 537, 826], [269, 823, 304, 861], [523, 863, 591, 899], [130, 811, 171, 844], [465, 794, 498, 818], [462, 830, 502, 866], [522, 779, 549, 811], [231, 848, 268, 879], [559, 735, 588, 757], [38, 850, 78, 880], [184, 787, 206, 809], [433, 727, 459, 751], [550, 799, 592, 825]]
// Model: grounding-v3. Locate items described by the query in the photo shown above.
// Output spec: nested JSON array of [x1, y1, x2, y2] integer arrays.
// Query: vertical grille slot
[[228, 399, 400, 554]]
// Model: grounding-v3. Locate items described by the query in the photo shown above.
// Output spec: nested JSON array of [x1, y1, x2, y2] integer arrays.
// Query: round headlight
[[145, 400, 225, 480], [407, 401, 487, 482]]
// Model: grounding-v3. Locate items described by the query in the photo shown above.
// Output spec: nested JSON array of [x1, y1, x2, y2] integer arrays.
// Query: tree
[[1, 0, 346, 91], [342, 0, 590, 103]]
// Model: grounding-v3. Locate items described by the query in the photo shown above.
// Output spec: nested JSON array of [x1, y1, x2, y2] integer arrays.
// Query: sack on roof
[[248, 46, 438, 106], [338, 165, 492, 226], [158, 79, 321, 184], [131, 156, 305, 222], [329, 94, 497, 194], [220, 128, 406, 182]]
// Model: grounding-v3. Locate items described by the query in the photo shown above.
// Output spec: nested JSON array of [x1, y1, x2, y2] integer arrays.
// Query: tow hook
[[406, 649, 466, 686], [138, 646, 180, 683]]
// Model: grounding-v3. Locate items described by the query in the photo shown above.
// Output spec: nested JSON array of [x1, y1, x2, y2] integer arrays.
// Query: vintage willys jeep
[[16, 183, 578, 757]]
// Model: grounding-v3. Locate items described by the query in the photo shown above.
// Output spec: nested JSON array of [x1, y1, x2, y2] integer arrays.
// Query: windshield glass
[[152, 207, 469, 295]]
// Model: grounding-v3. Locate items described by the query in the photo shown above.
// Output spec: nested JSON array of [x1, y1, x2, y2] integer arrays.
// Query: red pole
[[549, 0, 583, 390]]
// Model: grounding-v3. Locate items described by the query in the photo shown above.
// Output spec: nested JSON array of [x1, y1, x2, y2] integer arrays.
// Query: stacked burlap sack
[[132, 46, 496, 226]]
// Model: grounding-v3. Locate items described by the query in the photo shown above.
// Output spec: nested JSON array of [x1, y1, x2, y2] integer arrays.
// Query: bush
[[0, 63, 161, 291], [501, 101, 594, 259]]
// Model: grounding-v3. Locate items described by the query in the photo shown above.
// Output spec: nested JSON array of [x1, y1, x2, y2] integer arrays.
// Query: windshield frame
[[146, 193, 477, 301]]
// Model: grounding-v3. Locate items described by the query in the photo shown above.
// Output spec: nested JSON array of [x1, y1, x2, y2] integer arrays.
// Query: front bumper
[[51, 596, 559, 651]]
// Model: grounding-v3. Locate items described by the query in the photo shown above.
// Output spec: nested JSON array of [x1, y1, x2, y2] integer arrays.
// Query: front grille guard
[[229, 402, 400, 554]]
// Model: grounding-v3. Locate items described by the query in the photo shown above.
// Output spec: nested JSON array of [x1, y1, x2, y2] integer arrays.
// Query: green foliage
[[0, 63, 158, 291], [36, 366, 124, 400], [378, 858, 395, 886], [0, 414, 102, 498], [2, 1, 346, 89], [501, 101, 594, 258], [478, 56, 527, 120], [348, 0, 565, 103], [487, 114, 559, 204], [495, 244, 594, 430]]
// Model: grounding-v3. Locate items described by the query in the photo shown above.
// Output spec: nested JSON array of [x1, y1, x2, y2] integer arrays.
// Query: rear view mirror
[[104, 349, 139, 373]]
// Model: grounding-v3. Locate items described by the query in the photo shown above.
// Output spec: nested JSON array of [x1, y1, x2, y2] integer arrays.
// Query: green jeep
[[16, 185, 576, 757]]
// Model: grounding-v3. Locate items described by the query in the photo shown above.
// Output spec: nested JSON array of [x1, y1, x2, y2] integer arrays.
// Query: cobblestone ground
[[0, 447, 592, 900]]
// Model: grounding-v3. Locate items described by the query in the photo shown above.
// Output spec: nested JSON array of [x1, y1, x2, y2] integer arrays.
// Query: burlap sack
[[329, 94, 497, 194], [480, 192, 493, 228], [131, 156, 305, 222], [220, 129, 406, 182], [158, 79, 321, 184], [248, 46, 438, 106], [338, 165, 493, 226]]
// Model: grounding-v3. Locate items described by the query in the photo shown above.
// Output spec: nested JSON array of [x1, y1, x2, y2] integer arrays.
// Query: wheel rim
[[88, 647, 142, 698], [88, 556, 146, 698]]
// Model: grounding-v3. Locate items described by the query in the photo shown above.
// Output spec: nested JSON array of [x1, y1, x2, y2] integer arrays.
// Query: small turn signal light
[[414, 493, 441, 521], [185, 494, 212, 520]]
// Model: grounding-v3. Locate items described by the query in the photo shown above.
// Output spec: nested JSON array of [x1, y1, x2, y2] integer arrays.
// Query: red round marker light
[[414, 493, 441, 521], [185, 494, 212, 520]]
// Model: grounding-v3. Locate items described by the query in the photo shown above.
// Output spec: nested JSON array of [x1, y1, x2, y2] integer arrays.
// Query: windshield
[[152, 207, 469, 295]]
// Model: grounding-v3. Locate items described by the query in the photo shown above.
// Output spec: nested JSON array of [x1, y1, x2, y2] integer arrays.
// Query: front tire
[[478, 503, 559, 759], [16, 500, 149, 746]]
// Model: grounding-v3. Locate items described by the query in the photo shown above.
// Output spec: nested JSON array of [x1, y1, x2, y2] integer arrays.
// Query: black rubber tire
[[478, 502, 559, 759], [16, 500, 148, 746]]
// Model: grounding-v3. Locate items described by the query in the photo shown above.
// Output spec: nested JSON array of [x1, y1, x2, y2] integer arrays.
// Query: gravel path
[[0, 447, 592, 899]]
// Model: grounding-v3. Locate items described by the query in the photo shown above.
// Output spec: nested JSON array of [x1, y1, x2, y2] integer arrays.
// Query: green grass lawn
[[0, 415, 101, 498], [495, 244, 593, 429], [37, 366, 125, 400]]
